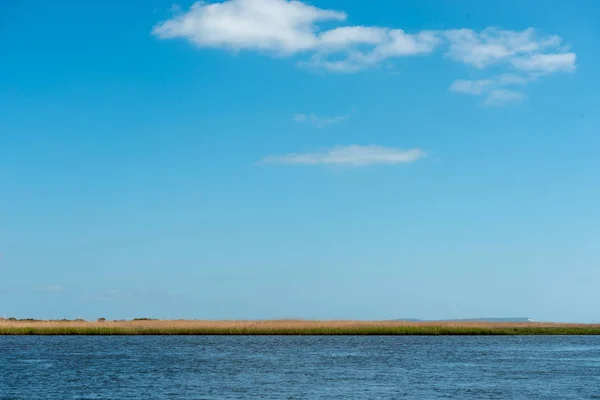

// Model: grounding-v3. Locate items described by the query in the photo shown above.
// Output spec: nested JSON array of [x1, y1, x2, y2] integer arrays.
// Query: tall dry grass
[[1, 319, 599, 335]]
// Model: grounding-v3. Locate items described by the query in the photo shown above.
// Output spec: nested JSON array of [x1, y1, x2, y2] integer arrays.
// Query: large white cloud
[[153, 0, 346, 54], [153, 0, 442, 70]]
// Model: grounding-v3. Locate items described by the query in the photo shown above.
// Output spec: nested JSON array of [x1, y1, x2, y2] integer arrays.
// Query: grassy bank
[[1, 319, 599, 335]]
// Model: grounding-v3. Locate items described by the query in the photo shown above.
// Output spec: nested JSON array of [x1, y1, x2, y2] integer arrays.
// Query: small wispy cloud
[[445, 28, 575, 104], [485, 89, 523, 106], [449, 74, 529, 105], [293, 113, 349, 128], [260, 145, 425, 166], [449, 79, 494, 95], [443, 28, 572, 71]]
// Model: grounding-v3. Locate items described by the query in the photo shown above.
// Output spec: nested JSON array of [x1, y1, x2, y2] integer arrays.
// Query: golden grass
[[1, 319, 599, 335]]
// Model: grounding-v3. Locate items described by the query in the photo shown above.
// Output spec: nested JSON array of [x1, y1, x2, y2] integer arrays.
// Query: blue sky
[[1, 0, 599, 322]]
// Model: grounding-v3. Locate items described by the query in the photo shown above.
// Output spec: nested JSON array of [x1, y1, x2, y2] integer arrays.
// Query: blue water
[[1, 336, 600, 399]]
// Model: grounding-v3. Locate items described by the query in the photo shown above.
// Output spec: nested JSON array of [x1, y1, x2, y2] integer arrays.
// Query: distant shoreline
[[1, 319, 599, 335]]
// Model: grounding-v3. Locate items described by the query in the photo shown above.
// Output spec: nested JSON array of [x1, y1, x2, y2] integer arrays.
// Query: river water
[[1, 336, 600, 399]]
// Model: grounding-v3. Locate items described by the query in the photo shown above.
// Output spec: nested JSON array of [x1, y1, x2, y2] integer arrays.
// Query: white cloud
[[318, 26, 387, 48], [302, 55, 366, 73], [152, 0, 346, 54], [449, 74, 528, 105], [510, 52, 576, 73], [444, 28, 573, 103], [444, 28, 563, 69], [293, 113, 348, 128], [449, 79, 494, 95], [496, 74, 529, 85], [153, 0, 440, 71], [293, 113, 307, 122], [485, 89, 523, 105], [312, 28, 440, 72], [260, 145, 425, 166]]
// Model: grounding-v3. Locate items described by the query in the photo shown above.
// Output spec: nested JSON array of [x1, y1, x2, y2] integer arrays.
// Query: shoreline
[[1, 319, 600, 335]]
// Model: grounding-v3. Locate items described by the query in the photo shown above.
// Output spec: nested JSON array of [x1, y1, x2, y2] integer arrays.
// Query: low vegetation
[[1, 319, 599, 335]]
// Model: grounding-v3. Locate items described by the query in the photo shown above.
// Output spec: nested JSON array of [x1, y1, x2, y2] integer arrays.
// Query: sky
[[1, 0, 599, 322]]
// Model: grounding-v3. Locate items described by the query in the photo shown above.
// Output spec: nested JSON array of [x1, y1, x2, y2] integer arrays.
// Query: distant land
[[2, 318, 600, 335]]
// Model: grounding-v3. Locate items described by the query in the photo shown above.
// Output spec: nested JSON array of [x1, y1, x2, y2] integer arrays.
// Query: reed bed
[[1, 319, 599, 335]]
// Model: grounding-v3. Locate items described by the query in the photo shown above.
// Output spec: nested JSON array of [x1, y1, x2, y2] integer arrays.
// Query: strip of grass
[[2, 326, 600, 335]]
